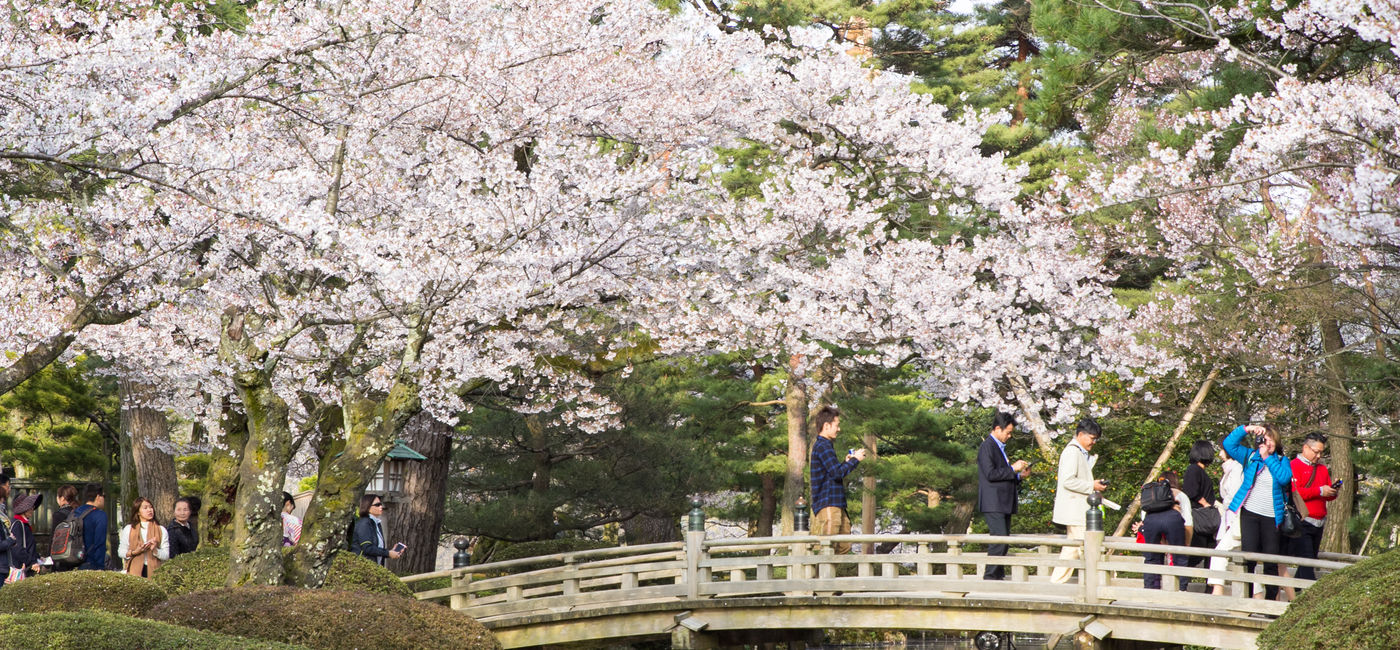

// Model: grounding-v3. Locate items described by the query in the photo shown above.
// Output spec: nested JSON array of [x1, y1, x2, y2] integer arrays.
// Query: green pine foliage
[[0, 359, 118, 480]]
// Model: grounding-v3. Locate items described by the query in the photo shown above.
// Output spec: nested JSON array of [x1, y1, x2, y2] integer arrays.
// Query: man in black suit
[[978, 411, 1029, 580]]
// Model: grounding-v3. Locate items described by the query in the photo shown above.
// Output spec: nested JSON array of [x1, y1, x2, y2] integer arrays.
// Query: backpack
[[1140, 479, 1176, 513], [50, 507, 94, 567]]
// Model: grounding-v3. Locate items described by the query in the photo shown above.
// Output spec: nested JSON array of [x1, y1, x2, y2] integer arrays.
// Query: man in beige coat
[[1050, 418, 1115, 583]]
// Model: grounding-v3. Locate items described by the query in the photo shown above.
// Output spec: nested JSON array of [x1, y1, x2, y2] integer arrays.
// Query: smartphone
[[392, 542, 407, 554]]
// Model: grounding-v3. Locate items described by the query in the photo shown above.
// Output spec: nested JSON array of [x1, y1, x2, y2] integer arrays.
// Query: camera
[[1100, 479, 1110, 486], [1255, 433, 1267, 447], [1332, 479, 1343, 489]]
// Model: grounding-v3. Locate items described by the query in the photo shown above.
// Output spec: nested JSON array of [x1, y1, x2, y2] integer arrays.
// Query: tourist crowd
[[0, 479, 401, 586], [810, 408, 1340, 599]]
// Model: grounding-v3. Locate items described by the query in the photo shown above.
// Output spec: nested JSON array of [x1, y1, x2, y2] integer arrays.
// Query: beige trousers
[[1050, 525, 1085, 583], [813, 506, 852, 554]]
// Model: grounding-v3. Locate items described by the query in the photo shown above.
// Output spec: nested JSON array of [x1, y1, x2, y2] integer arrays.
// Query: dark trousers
[[982, 511, 1011, 580], [1240, 509, 1282, 599], [1142, 509, 1187, 590], [1288, 520, 1325, 581]]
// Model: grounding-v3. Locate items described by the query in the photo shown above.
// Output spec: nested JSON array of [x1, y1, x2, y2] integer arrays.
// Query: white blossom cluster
[[1, 0, 1159, 441]]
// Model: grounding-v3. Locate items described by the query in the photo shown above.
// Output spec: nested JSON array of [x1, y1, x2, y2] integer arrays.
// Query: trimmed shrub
[[0, 570, 168, 616], [154, 546, 412, 599], [148, 586, 501, 650], [0, 610, 308, 649], [1259, 547, 1400, 649], [327, 550, 414, 598]]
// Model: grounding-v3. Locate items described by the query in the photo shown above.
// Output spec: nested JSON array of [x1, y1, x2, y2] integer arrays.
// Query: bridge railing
[[403, 531, 1362, 621]]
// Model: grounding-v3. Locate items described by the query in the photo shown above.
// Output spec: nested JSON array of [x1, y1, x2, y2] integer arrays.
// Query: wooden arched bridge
[[403, 530, 1364, 649]]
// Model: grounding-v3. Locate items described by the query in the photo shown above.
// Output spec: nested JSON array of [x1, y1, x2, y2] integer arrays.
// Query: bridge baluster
[[946, 540, 962, 579], [916, 542, 931, 577]]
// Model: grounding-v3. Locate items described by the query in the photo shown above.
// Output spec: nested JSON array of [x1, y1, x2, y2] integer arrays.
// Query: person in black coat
[[977, 412, 1030, 580], [5, 492, 43, 583], [0, 473, 15, 586], [349, 494, 402, 567], [49, 485, 79, 572], [166, 497, 199, 559]]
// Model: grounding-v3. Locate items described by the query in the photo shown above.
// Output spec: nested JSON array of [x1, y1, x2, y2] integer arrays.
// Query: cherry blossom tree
[[1037, 0, 1400, 550], [2, 0, 1164, 584]]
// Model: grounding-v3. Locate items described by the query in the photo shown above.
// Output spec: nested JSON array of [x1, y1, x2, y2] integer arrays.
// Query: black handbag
[[1280, 484, 1304, 538]]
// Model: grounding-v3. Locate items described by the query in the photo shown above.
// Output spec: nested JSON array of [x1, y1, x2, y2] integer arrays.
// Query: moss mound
[[154, 546, 411, 598], [0, 610, 308, 649], [148, 586, 500, 650], [0, 570, 168, 616], [1259, 547, 1400, 649]]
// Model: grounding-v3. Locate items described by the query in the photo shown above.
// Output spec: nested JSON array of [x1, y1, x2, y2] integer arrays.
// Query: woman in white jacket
[[118, 497, 170, 578], [1208, 449, 1245, 595]]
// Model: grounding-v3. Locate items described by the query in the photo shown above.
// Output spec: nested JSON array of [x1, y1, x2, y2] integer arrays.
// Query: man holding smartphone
[[1289, 432, 1338, 581], [1050, 418, 1113, 583]]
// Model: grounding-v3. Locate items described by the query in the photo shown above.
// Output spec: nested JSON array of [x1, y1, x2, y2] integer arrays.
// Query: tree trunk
[[756, 473, 777, 537], [226, 375, 294, 586], [122, 379, 179, 523], [220, 310, 295, 587], [1011, 32, 1031, 126], [525, 414, 556, 538], [118, 429, 136, 530], [944, 500, 975, 535], [201, 401, 247, 547], [286, 381, 419, 588], [1320, 318, 1355, 554], [1111, 367, 1222, 537], [625, 513, 682, 544], [1007, 375, 1057, 458], [862, 427, 877, 553], [779, 357, 809, 536], [386, 413, 453, 576]]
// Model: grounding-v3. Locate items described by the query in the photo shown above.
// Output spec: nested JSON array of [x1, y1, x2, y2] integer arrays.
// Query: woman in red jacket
[[1289, 432, 1339, 581]]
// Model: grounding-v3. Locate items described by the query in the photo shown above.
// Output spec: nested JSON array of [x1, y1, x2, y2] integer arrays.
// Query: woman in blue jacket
[[1223, 423, 1292, 600]]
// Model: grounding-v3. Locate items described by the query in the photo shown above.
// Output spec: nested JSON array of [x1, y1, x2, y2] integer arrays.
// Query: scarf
[[125, 521, 163, 576]]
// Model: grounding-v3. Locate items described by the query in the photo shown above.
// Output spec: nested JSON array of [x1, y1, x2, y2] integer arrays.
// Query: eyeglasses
[[371, 502, 383, 508]]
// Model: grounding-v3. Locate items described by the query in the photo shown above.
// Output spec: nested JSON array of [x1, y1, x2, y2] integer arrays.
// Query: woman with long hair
[[118, 497, 169, 577], [1222, 423, 1292, 600]]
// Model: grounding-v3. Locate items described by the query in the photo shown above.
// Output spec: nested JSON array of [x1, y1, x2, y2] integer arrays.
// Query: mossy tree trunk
[[221, 309, 296, 587], [286, 379, 420, 587], [201, 401, 247, 547]]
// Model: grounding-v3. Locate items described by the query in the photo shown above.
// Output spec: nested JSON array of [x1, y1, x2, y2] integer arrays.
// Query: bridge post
[[449, 568, 472, 610], [1081, 492, 1104, 604], [686, 498, 706, 599]]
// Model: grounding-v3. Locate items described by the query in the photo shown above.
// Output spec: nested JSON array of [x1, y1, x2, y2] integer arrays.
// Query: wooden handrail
[[403, 532, 1368, 623]]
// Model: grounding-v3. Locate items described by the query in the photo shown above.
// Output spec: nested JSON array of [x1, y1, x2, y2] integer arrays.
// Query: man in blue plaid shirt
[[809, 405, 866, 553]]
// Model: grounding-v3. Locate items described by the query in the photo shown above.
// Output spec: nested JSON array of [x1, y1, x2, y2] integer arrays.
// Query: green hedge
[[154, 546, 412, 598], [1259, 547, 1400, 649], [0, 611, 308, 649], [148, 586, 500, 650], [0, 570, 168, 616]]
